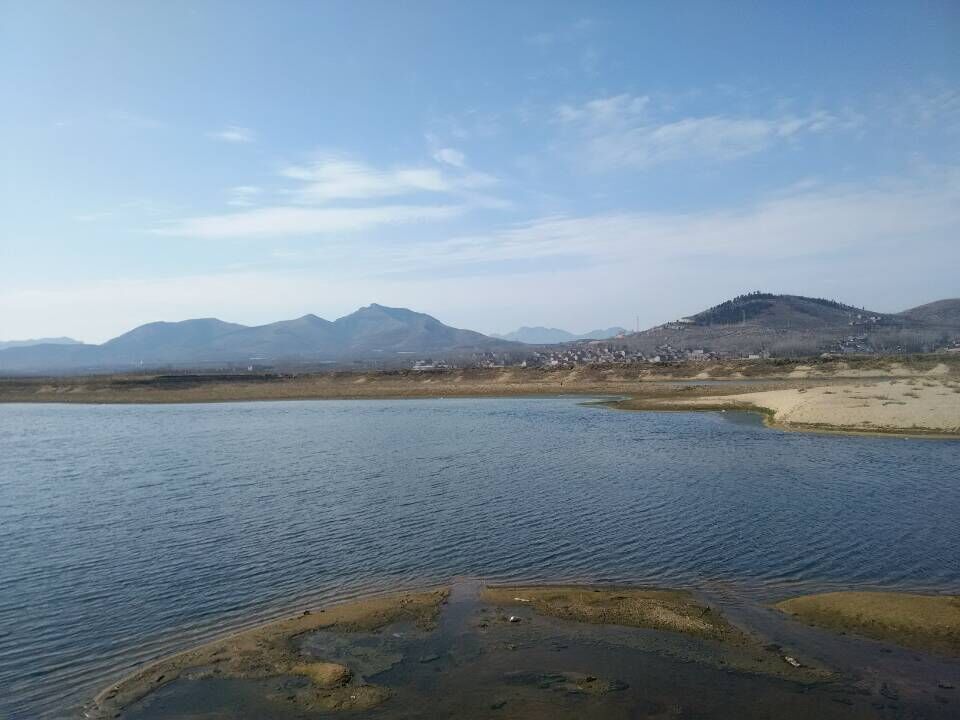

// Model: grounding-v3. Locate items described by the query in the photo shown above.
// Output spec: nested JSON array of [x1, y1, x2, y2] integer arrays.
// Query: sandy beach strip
[[668, 379, 960, 436]]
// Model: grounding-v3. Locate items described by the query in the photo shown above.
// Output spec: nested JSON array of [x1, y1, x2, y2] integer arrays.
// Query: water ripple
[[0, 398, 958, 719]]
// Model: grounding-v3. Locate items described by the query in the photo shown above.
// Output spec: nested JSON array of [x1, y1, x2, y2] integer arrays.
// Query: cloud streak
[[209, 126, 256, 143], [154, 204, 464, 239], [557, 94, 862, 171], [159, 154, 501, 239]]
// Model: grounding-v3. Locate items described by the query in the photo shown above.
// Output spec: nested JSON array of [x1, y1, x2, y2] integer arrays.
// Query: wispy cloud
[[557, 93, 862, 171], [154, 152, 503, 239], [378, 171, 960, 270], [226, 185, 262, 207], [280, 156, 496, 203], [154, 204, 464, 239], [209, 125, 256, 143]]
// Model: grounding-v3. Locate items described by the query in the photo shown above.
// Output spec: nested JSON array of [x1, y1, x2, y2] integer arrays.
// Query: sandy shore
[[643, 378, 960, 436]]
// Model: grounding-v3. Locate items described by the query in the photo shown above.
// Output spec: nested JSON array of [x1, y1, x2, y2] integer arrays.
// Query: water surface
[[1, 398, 957, 718]]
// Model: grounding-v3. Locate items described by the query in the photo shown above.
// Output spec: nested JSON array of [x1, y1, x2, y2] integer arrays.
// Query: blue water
[[1, 398, 958, 719]]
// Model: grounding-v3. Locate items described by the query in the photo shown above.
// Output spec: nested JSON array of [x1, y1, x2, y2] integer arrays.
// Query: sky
[[1, 1, 958, 343]]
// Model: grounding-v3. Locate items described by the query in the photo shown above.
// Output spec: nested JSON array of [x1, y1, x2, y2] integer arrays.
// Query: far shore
[[2, 357, 958, 438]]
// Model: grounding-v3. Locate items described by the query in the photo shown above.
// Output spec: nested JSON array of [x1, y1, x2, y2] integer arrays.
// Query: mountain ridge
[[2, 294, 957, 374], [0, 305, 516, 373], [493, 326, 627, 344]]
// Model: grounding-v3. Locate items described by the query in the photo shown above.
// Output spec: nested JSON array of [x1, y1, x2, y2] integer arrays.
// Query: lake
[[1, 398, 958, 719]]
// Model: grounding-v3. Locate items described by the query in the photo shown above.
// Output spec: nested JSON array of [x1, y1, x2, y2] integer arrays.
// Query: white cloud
[[432, 147, 466, 168], [282, 159, 449, 202], [154, 204, 464, 239], [281, 156, 495, 203], [209, 126, 255, 143]]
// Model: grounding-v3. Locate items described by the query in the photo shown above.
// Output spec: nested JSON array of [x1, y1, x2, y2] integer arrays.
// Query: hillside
[[495, 326, 627, 344], [899, 299, 960, 326], [0, 305, 518, 374], [616, 293, 959, 357]]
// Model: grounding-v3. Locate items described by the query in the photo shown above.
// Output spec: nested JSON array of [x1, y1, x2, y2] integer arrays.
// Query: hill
[[494, 326, 627, 344], [0, 305, 518, 374], [616, 293, 959, 357], [898, 299, 960, 326]]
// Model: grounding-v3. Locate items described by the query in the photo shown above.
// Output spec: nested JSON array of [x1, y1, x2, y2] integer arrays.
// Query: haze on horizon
[[1, 1, 958, 344]]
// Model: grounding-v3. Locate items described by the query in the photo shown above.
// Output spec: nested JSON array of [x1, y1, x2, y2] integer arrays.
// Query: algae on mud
[[91, 588, 448, 719], [91, 582, 959, 720], [481, 585, 732, 639], [776, 591, 960, 656]]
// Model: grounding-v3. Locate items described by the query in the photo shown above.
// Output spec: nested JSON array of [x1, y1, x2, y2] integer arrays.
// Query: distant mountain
[[620, 293, 960, 356], [494, 326, 627, 344], [0, 304, 518, 374], [0, 337, 80, 350]]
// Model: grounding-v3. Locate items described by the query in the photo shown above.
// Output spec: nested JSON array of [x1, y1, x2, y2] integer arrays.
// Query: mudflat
[[91, 588, 448, 719], [90, 582, 960, 720]]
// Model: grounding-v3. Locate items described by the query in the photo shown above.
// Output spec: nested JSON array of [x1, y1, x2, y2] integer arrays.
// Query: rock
[[418, 653, 441, 663], [291, 661, 352, 688], [508, 616, 521, 623]]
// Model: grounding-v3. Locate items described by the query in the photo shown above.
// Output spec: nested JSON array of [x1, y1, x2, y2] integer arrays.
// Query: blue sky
[[2, 1, 958, 342]]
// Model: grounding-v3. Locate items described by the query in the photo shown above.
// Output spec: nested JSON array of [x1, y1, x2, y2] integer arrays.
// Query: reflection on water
[[1, 398, 958, 718]]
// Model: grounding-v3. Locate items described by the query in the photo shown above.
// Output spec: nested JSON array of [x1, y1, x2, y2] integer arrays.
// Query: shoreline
[[2, 364, 958, 439]]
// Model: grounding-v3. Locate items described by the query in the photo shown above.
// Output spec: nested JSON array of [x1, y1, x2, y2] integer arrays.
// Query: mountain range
[[0, 337, 80, 350], [2, 294, 958, 374], [492, 326, 627, 344], [0, 304, 518, 374]]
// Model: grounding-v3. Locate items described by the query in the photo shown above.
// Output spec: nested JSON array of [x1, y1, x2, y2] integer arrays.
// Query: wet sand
[[91, 581, 960, 720]]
